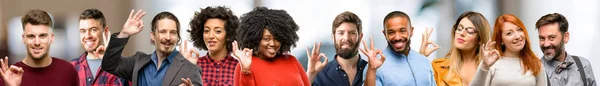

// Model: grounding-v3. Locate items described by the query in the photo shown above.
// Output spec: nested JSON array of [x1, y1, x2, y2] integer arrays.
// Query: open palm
[[120, 9, 146, 37]]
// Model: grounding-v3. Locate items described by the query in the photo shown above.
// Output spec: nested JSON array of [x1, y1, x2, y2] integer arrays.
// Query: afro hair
[[188, 6, 240, 52], [236, 7, 299, 56]]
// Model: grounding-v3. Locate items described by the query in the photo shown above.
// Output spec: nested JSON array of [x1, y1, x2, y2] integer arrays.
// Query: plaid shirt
[[71, 52, 130, 86], [198, 54, 239, 86]]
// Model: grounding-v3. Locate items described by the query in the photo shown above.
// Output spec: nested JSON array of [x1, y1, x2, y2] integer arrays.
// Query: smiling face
[[257, 29, 281, 58], [151, 19, 179, 54], [203, 18, 228, 53], [500, 22, 526, 53], [384, 17, 412, 53], [333, 22, 362, 59], [454, 18, 480, 51], [79, 19, 104, 52], [538, 23, 566, 60], [22, 23, 54, 60]]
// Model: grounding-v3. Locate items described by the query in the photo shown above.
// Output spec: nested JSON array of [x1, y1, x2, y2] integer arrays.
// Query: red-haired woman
[[471, 14, 547, 86]]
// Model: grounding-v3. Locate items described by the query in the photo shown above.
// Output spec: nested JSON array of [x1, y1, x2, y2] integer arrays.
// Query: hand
[[232, 41, 253, 70], [0, 57, 24, 86], [178, 78, 193, 86], [419, 28, 440, 57], [359, 36, 386, 70], [94, 28, 111, 58], [481, 40, 500, 70], [306, 42, 328, 76], [180, 40, 200, 65], [118, 9, 146, 38]]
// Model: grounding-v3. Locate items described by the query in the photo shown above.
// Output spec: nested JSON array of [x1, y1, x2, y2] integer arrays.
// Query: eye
[[27, 35, 35, 39], [40, 34, 47, 38], [517, 28, 523, 32], [91, 28, 98, 32], [400, 28, 407, 33], [216, 30, 222, 34]]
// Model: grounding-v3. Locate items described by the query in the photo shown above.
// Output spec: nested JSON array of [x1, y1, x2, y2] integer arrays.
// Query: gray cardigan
[[101, 34, 203, 86]]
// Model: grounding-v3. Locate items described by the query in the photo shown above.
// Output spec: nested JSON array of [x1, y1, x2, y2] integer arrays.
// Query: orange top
[[432, 58, 465, 86], [234, 55, 310, 86]]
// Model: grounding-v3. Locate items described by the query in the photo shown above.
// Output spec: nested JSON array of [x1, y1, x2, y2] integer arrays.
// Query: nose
[[208, 31, 216, 39], [84, 31, 92, 39], [33, 36, 41, 46]]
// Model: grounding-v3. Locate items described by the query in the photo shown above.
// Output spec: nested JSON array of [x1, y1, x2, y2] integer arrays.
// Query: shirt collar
[[331, 55, 368, 71], [151, 50, 179, 65]]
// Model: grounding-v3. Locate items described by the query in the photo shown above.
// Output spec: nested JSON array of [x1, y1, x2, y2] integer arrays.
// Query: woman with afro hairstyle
[[183, 6, 240, 86], [231, 7, 308, 86]]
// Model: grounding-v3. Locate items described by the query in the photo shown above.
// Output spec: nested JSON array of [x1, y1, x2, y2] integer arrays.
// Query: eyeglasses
[[455, 26, 478, 36]]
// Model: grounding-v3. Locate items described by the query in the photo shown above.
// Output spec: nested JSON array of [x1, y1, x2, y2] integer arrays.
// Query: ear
[[150, 31, 155, 44], [359, 32, 364, 40], [22, 34, 26, 44], [563, 32, 569, 44], [409, 26, 414, 37], [50, 33, 55, 44]]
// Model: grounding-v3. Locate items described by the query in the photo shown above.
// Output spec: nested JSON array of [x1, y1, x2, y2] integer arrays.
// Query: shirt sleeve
[[234, 63, 255, 86], [537, 66, 547, 86], [470, 62, 492, 86], [293, 57, 310, 86]]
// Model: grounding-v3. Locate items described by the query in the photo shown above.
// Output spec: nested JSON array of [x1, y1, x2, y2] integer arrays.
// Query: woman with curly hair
[[183, 6, 240, 86], [231, 7, 308, 86]]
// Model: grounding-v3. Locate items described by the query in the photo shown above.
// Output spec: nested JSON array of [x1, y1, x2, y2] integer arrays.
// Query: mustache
[[541, 45, 556, 50], [390, 38, 407, 44]]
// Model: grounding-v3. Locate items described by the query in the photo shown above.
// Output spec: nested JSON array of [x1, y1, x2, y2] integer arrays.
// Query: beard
[[542, 39, 565, 61], [335, 39, 360, 59], [387, 37, 411, 54]]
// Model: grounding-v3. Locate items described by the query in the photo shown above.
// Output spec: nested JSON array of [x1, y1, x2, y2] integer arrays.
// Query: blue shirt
[[313, 55, 368, 86], [138, 50, 179, 86], [368, 46, 436, 86]]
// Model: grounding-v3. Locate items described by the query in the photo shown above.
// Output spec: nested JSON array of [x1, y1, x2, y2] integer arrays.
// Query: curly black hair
[[188, 6, 240, 52], [237, 7, 299, 56]]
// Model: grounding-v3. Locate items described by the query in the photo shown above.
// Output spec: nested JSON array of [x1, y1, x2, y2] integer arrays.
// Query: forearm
[[364, 69, 377, 86], [101, 34, 134, 80]]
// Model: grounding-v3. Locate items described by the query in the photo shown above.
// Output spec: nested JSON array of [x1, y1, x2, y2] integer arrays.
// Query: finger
[[320, 53, 329, 66], [134, 9, 143, 21], [369, 36, 374, 50], [489, 41, 496, 49], [316, 42, 322, 54], [377, 49, 386, 62], [311, 42, 316, 56], [361, 40, 368, 51], [0, 58, 5, 71], [232, 41, 238, 51], [128, 9, 134, 19], [427, 28, 434, 37], [2, 56, 8, 70], [190, 49, 200, 57], [359, 48, 367, 55], [306, 47, 311, 59]]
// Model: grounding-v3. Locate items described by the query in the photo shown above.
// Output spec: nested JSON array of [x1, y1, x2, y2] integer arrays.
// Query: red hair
[[492, 14, 542, 76]]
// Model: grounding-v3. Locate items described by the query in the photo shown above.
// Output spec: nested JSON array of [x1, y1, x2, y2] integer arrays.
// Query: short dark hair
[[383, 11, 411, 28], [22, 9, 52, 30], [151, 12, 181, 43], [79, 8, 106, 28], [237, 7, 299, 56], [535, 13, 568, 34], [332, 11, 362, 34], [188, 6, 239, 52]]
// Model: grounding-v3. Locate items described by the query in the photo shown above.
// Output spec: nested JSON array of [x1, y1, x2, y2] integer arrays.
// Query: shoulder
[[53, 57, 76, 67], [432, 58, 450, 68], [70, 53, 87, 65], [51, 57, 78, 73]]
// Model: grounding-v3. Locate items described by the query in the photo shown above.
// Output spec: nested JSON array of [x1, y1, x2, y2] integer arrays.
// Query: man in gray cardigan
[[101, 10, 202, 86]]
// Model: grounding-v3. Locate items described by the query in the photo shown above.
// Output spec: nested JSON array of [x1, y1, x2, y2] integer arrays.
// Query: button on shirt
[[368, 46, 436, 86], [542, 53, 596, 86], [198, 54, 239, 86], [313, 55, 368, 86], [138, 50, 178, 86]]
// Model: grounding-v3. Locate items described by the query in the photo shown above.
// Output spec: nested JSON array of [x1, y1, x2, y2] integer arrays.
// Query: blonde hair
[[446, 11, 491, 73]]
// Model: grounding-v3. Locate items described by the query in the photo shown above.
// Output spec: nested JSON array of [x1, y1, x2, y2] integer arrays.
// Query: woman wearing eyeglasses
[[431, 11, 492, 86]]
